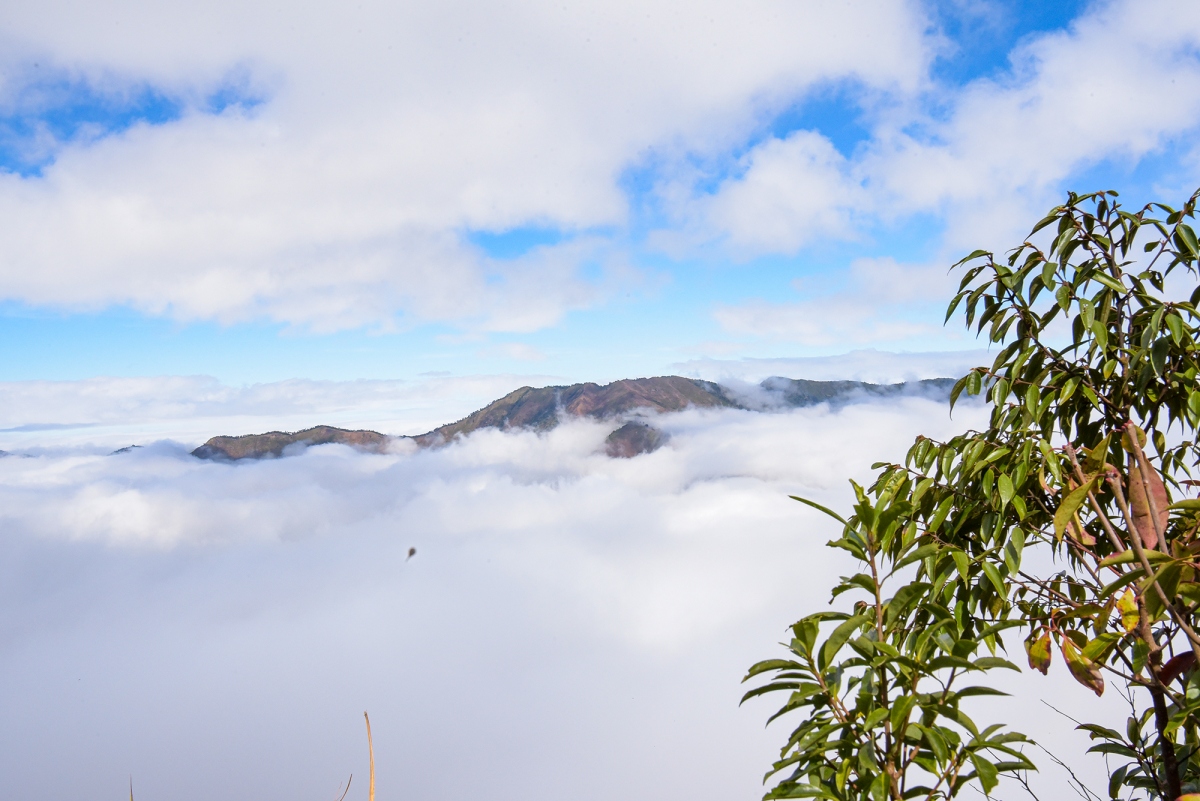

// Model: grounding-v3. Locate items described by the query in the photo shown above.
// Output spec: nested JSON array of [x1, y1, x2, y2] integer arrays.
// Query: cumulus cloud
[[0, 397, 1126, 799], [0, 0, 929, 330], [870, 0, 1200, 249], [694, 131, 866, 253], [685, 0, 1200, 257]]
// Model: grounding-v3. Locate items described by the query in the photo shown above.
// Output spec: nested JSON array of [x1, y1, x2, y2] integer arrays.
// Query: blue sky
[[0, 0, 1198, 386]]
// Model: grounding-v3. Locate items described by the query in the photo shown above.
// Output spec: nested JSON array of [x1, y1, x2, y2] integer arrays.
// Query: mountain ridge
[[190, 375, 956, 461]]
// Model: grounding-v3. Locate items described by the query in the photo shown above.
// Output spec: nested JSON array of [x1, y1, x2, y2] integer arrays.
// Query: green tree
[[744, 188, 1200, 801]]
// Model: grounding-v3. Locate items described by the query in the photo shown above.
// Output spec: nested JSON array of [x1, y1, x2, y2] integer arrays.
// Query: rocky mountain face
[[413, 376, 737, 447], [758, 376, 949, 406], [190, 375, 955, 461], [604, 420, 668, 458], [192, 425, 391, 461]]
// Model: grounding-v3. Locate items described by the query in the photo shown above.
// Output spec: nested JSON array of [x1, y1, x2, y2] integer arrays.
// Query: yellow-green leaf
[[1117, 589, 1139, 633], [1026, 631, 1051, 674], [1083, 433, 1112, 473], [1061, 637, 1105, 696]]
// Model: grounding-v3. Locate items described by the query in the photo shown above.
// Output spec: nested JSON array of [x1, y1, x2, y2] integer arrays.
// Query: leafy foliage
[[745, 189, 1200, 801]]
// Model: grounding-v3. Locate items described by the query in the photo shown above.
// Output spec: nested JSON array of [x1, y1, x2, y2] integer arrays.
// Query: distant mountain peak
[[413, 375, 736, 446]]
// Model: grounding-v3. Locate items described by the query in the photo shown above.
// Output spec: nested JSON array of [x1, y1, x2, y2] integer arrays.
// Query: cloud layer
[[0, 396, 1128, 800]]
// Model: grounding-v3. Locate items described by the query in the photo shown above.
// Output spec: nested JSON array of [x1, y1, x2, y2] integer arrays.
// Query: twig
[[1023, 723, 1102, 801]]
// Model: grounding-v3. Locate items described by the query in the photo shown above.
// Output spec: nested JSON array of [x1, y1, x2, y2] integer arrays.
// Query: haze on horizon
[[1, 1, 1199, 799]]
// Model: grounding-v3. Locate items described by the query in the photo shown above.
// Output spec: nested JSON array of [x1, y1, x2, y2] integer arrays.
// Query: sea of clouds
[[0, 374, 1132, 800]]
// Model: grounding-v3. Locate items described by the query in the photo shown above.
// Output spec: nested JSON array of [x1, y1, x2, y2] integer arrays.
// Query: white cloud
[[687, 0, 1200, 256], [695, 131, 866, 253], [0, 0, 1196, 344], [712, 257, 956, 346], [0, 0, 929, 330], [715, 297, 934, 346], [871, 0, 1200, 249], [0, 397, 1125, 799], [673, 348, 988, 384]]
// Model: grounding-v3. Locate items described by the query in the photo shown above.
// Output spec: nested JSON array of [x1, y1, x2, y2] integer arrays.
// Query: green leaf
[[1059, 375, 1079, 404], [1041, 260, 1057, 289], [970, 754, 999, 794], [980, 562, 1006, 596], [1079, 299, 1094, 330], [740, 681, 802, 704], [1177, 222, 1199, 257], [1107, 766, 1128, 800], [743, 659, 805, 681], [819, 615, 868, 671], [1151, 337, 1169, 376], [789, 495, 849, 526], [1091, 271, 1125, 293], [1030, 212, 1061, 236], [894, 543, 940, 571], [920, 724, 949, 765], [1090, 318, 1108, 351], [951, 550, 970, 582], [1054, 477, 1099, 541], [1055, 284, 1071, 311], [1003, 528, 1024, 574], [955, 686, 1010, 698], [1098, 548, 1171, 568], [928, 496, 954, 533], [997, 473, 1014, 507], [1082, 631, 1122, 663], [1038, 439, 1062, 482], [972, 656, 1020, 671], [942, 704, 980, 736], [889, 695, 915, 735], [1167, 312, 1185, 345], [949, 375, 969, 408]]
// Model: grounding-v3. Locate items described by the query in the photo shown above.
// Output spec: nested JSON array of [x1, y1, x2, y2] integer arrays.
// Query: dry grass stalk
[[364, 711, 375, 801]]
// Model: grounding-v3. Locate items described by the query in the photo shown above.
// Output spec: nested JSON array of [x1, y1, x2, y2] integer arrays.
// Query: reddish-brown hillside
[[189, 376, 955, 460]]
